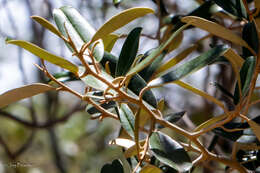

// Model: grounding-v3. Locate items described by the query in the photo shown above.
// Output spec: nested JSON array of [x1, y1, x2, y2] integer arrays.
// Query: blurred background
[[1, 0, 258, 173]]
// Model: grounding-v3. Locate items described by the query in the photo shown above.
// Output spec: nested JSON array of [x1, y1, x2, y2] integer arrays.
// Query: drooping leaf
[[102, 34, 119, 52], [116, 27, 142, 76], [149, 45, 227, 86], [149, 131, 192, 172], [53, 6, 104, 62], [101, 159, 124, 173], [140, 164, 162, 173], [116, 104, 135, 138], [91, 7, 154, 42], [127, 24, 189, 77], [31, 16, 63, 38], [233, 56, 256, 104], [242, 22, 259, 58], [6, 40, 78, 74], [181, 16, 251, 50], [213, 0, 247, 19], [155, 44, 198, 76], [156, 111, 186, 129], [0, 83, 55, 108]]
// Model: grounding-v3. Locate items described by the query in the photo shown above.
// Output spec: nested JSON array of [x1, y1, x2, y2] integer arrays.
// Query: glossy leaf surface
[[149, 131, 192, 172], [116, 27, 142, 76], [92, 7, 154, 42]]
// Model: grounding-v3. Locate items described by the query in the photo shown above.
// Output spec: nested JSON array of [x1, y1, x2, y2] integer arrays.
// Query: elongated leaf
[[242, 22, 259, 58], [155, 44, 198, 76], [194, 113, 228, 132], [140, 164, 162, 173], [0, 83, 55, 108], [116, 104, 135, 138], [181, 16, 250, 49], [91, 7, 154, 42], [6, 40, 78, 74], [102, 34, 119, 52], [213, 82, 234, 99], [31, 16, 63, 38], [128, 74, 157, 107], [156, 111, 186, 129], [167, 32, 183, 52], [149, 131, 192, 172], [213, 0, 247, 19], [149, 45, 227, 86], [139, 48, 167, 82], [101, 159, 124, 173], [127, 24, 189, 76], [175, 81, 225, 109], [233, 56, 256, 104], [116, 27, 142, 76], [53, 6, 104, 62], [101, 52, 157, 107]]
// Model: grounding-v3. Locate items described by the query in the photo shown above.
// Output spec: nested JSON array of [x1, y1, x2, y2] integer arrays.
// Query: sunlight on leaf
[[155, 44, 198, 76], [0, 83, 55, 108], [102, 33, 119, 52], [91, 7, 154, 42], [6, 40, 78, 74], [31, 16, 63, 38], [181, 16, 251, 50]]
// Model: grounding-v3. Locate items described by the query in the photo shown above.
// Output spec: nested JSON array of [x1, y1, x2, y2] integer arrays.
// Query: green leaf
[[53, 6, 104, 62], [139, 48, 167, 82], [79, 66, 114, 91], [149, 131, 192, 172], [116, 104, 135, 138], [127, 74, 157, 108], [149, 45, 227, 86], [91, 7, 154, 42], [127, 24, 189, 77], [156, 111, 186, 129], [101, 52, 158, 107], [242, 22, 259, 58], [233, 56, 256, 104], [213, 0, 247, 19], [181, 16, 250, 50], [101, 159, 124, 173], [155, 44, 198, 76], [31, 16, 63, 38], [6, 40, 78, 74], [0, 83, 55, 108], [116, 27, 142, 77], [102, 34, 119, 52]]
